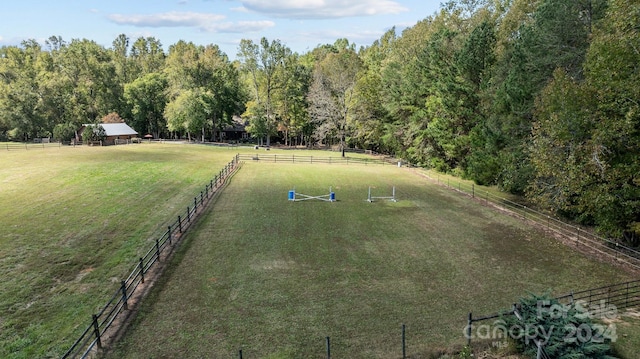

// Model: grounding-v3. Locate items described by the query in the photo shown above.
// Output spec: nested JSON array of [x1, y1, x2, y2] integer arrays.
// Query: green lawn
[[0, 143, 264, 358], [106, 161, 635, 358]]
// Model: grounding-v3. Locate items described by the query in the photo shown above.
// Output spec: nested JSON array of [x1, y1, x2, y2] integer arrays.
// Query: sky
[[0, 0, 443, 59]]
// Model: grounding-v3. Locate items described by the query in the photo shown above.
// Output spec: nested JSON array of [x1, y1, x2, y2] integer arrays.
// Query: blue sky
[[1, 0, 442, 58]]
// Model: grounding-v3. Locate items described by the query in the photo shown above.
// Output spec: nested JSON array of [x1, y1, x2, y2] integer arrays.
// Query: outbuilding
[[78, 123, 139, 145]]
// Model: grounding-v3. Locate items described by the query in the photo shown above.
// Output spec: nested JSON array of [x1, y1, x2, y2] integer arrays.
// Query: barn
[[78, 123, 139, 145]]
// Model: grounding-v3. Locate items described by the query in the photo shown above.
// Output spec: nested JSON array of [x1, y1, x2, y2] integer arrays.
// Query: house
[[78, 123, 139, 145], [221, 115, 249, 142]]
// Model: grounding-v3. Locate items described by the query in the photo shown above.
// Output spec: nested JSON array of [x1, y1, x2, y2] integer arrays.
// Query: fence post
[[168, 225, 172, 246], [467, 312, 472, 346], [402, 324, 406, 359], [201, 191, 204, 205], [547, 216, 550, 232], [326, 336, 331, 359], [194, 197, 198, 210], [120, 281, 128, 311], [178, 216, 183, 233], [155, 238, 161, 261], [239, 349, 243, 359], [626, 282, 630, 309], [472, 184, 475, 198], [139, 258, 145, 283], [187, 206, 191, 222], [92, 314, 103, 349]]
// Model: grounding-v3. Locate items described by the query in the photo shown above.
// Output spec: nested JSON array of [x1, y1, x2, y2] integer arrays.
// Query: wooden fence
[[237, 153, 401, 166], [3, 141, 64, 150], [61, 156, 241, 359], [418, 171, 640, 272]]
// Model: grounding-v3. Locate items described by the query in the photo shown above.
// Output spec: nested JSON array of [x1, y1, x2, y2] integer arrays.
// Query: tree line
[[0, 0, 638, 244]]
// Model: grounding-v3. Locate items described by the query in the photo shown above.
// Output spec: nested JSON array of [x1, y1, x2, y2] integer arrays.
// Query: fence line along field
[[106, 161, 635, 358], [0, 143, 247, 358]]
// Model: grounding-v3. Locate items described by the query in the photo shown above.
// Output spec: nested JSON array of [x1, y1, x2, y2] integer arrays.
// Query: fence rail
[[3, 141, 64, 150], [61, 155, 241, 359], [237, 153, 400, 166], [467, 279, 640, 356], [419, 171, 640, 272]]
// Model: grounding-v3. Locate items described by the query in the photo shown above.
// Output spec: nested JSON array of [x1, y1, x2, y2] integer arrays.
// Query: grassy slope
[[107, 162, 634, 359], [0, 144, 244, 358]]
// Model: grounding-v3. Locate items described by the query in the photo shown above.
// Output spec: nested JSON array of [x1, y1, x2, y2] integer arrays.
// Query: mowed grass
[[0, 143, 258, 358], [107, 162, 635, 358]]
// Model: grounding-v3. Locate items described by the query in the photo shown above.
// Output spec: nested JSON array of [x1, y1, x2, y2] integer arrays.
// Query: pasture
[[0, 143, 253, 358], [103, 160, 636, 358]]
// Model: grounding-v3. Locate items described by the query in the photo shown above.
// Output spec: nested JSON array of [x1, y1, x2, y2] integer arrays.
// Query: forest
[[0, 0, 638, 245]]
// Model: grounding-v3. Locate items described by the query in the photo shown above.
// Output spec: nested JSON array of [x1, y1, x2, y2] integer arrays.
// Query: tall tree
[[308, 43, 362, 156], [478, 0, 605, 193], [164, 41, 243, 141], [124, 72, 168, 137], [0, 40, 50, 140], [164, 88, 209, 141], [237, 37, 290, 146], [530, 0, 640, 244], [273, 52, 311, 146], [130, 36, 165, 78], [351, 28, 396, 152]]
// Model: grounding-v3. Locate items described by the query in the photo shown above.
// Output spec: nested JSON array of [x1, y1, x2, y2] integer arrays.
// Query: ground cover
[[106, 161, 635, 358], [0, 143, 247, 358]]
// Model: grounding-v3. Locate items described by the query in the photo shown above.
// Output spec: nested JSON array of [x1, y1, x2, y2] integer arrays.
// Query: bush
[[81, 124, 106, 143], [53, 123, 77, 142], [503, 293, 617, 358]]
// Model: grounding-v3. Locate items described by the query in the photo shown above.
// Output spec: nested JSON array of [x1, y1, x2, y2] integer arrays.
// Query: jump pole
[[288, 187, 335, 202], [367, 186, 397, 202]]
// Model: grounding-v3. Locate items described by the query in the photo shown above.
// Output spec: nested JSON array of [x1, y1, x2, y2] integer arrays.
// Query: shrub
[[503, 293, 617, 358]]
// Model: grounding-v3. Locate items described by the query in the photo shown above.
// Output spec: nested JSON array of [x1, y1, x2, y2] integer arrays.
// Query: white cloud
[[295, 28, 385, 46], [230, 6, 250, 13], [202, 20, 276, 33], [106, 11, 274, 33], [240, 0, 408, 19], [107, 12, 226, 28]]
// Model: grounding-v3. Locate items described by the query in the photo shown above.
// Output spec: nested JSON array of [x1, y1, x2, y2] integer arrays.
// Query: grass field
[[104, 161, 636, 358], [0, 143, 261, 358]]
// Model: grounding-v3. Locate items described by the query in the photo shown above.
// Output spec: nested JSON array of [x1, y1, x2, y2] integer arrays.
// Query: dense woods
[[1, 0, 638, 244]]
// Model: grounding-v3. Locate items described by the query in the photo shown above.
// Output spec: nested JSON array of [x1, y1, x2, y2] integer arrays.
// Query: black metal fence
[[61, 156, 241, 359]]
